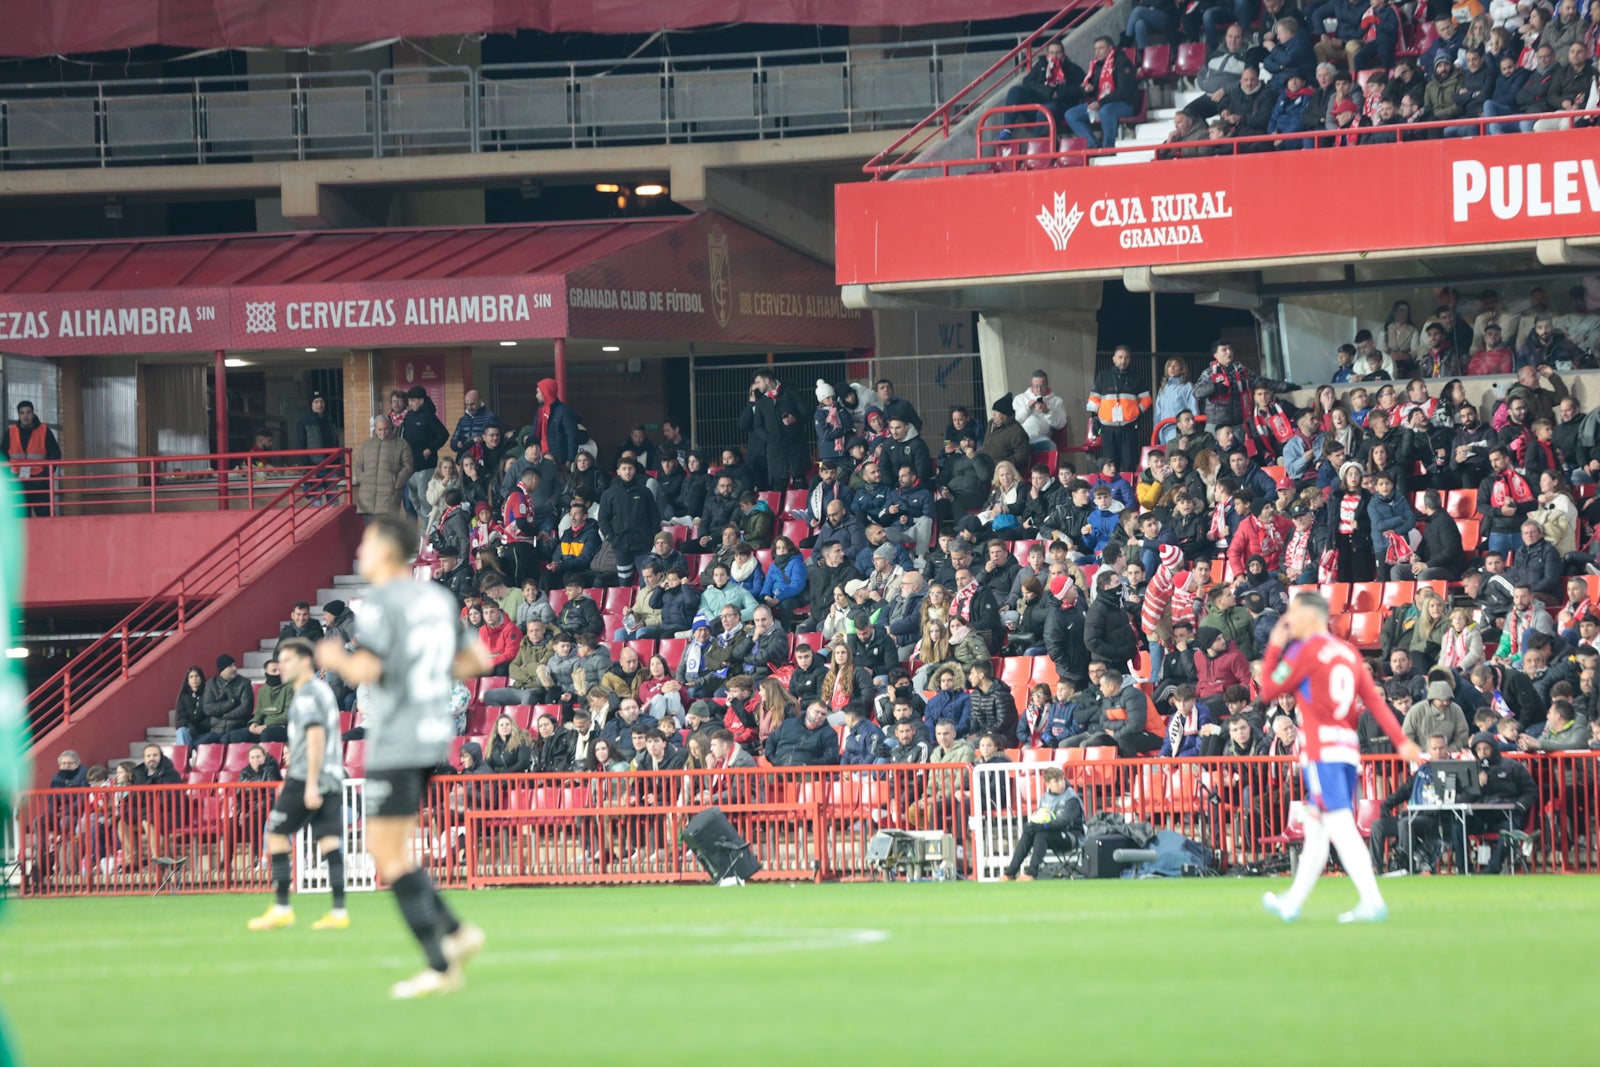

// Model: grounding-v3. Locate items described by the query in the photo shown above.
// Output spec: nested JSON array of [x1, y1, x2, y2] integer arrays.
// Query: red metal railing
[[21, 451, 351, 741], [863, 1, 1107, 179], [6, 448, 351, 516], [875, 106, 1600, 176], [12, 752, 1598, 895]]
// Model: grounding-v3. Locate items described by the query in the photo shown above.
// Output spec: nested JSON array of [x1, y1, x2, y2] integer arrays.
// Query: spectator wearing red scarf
[[998, 41, 1085, 141], [1063, 37, 1140, 148]]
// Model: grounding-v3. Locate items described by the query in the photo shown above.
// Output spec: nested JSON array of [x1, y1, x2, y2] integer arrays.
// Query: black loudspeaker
[[681, 806, 762, 884], [1081, 832, 1138, 879]]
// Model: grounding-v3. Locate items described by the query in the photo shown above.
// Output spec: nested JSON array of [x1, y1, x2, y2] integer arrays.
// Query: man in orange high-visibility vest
[[0, 400, 61, 517]]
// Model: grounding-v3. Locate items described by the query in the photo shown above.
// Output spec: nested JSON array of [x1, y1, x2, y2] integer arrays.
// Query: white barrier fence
[[294, 778, 376, 894], [970, 760, 1070, 883]]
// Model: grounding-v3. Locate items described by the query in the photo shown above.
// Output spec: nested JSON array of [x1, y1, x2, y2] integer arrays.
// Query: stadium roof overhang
[[0, 213, 872, 358], [836, 127, 1600, 309]]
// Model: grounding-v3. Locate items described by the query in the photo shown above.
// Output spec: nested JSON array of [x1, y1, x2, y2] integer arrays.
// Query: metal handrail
[[890, 104, 1600, 175], [20, 451, 351, 743], [862, 1, 1108, 178], [6, 448, 352, 516], [0, 32, 1031, 168]]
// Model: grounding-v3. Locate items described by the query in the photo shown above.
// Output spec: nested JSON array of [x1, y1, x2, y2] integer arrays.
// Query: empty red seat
[[343, 740, 366, 778], [782, 489, 808, 514], [546, 589, 568, 613], [187, 744, 224, 784], [1444, 489, 1477, 519], [603, 587, 633, 613], [780, 519, 810, 546], [1348, 612, 1383, 648], [1055, 135, 1088, 168], [1139, 44, 1172, 80], [1380, 581, 1415, 609], [1346, 583, 1381, 613], [163, 744, 189, 778], [465, 707, 496, 735], [1456, 518, 1481, 552], [757, 491, 782, 512], [221, 744, 255, 775], [1173, 41, 1205, 79]]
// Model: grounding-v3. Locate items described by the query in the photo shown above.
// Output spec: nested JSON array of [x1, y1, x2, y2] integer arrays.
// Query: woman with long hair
[[819, 642, 872, 719], [912, 618, 953, 690], [756, 677, 796, 745], [639, 653, 685, 726], [174, 665, 207, 747], [1327, 461, 1376, 581], [1153, 357, 1198, 443], [584, 737, 630, 867], [1382, 300, 1420, 363], [1404, 588, 1450, 671], [1320, 405, 1359, 460], [819, 583, 859, 643], [424, 454, 462, 531], [565, 449, 607, 505], [1366, 442, 1403, 495], [530, 714, 573, 774], [1535, 468, 1579, 554], [1439, 606, 1485, 672], [485, 714, 532, 774], [920, 583, 950, 631], [1313, 385, 1340, 431]]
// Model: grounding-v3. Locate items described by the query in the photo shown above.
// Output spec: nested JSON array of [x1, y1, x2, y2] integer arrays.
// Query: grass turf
[[1, 875, 1595, 1066]]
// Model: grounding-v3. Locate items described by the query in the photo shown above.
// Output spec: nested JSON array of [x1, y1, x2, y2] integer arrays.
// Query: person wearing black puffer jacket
[[966, 663, 1021, 742], [1084, 572, 1138, 672], [1043, 578, 1090, 688], [399, 386, 448, 517], [598, 456, 662, 587]]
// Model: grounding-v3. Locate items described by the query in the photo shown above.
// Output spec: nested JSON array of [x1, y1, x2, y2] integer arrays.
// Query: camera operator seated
[[1000, 766, 1085, 881], [1368, 734, 1451, 874]]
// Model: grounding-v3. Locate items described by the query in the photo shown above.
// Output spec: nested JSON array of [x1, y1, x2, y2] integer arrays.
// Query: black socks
[[392, 869, 449, 972], [271, 852, 292, 907], [325, 849, 346, 911]]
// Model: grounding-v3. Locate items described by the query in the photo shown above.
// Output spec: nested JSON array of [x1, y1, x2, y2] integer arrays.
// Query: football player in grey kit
[[247, 637, 349, 931], [317, 516, 493, 998]]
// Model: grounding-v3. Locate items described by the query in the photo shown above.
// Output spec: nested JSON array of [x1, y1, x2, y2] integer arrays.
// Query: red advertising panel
[[229, 278, 566, 351], [0, 288, 232, 355], [836, 128, 1600, 286], [567, 214, 873, 349]]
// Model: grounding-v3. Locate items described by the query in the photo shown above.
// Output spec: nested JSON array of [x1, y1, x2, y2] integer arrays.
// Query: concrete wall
[[975, 286, 1105, 439], [27, 506, 363, 786], [24, 511, 261, 609]]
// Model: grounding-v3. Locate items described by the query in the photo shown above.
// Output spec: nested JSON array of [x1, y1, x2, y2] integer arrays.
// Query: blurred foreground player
[[1257, 592, 1422, 923], [246, 638, 348, 932], [318, 517, 493, 997], [0, 469, 28, 1065]]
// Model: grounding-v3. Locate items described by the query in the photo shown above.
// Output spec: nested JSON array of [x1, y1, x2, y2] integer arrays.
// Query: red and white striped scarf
[[1170, 579, 1201, 628], [952, 578, 979, 624]]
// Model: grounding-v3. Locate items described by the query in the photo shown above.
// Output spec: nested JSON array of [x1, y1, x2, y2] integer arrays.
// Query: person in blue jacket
[[883, 466, 935, 560], [1038, 677, 1092, 748], [1083, 484, 1123, 559], [814, 381, 849, 461], [1262, 17, 1315, 84], [923, 666, 973, 737], [1366, 470, 1415, 580], [1159, 685, 1215, 757], [841, 703, 888, 765], [759, 536, 809, 625]]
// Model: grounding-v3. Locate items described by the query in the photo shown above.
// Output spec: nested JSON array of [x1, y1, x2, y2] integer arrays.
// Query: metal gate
[[689, 353, 983, 456], [294, 778, 377, 894]]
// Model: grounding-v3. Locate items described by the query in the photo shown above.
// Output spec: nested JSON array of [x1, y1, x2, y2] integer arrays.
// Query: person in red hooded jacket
[[534, 378, 581, 465], [1192, 626, 1252, 703], [477, 601, 523, 671], [1227, 498, 1292, 579]]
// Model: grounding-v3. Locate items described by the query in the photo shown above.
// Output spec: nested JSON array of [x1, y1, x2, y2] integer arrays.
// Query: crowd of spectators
[[994, 0, 1600, 155], [50, 300, 1600, 878]]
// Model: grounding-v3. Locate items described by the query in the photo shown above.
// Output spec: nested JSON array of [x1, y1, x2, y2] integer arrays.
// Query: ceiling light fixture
[[601, 345, 620, 353], [499, 340, 517, 346], [304, 347, 318, 353], [635, 183, 666, 196], [595, 183, 620, 193], [224, 358, 249, 368]]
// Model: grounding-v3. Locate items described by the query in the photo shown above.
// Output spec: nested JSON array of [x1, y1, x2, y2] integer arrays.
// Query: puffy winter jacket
[[1084, 588, 1138, 669], [760, 552, 808, 602], [598, 471, 662, 558]]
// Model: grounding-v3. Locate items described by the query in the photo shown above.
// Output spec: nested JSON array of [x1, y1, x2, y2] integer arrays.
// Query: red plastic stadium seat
[[1328, 614, 1352, 640], [1139, 44, 1172, 80], [1444, 489, 1477, 519], [1031, 450, 1060, 473], [758, 491, 781, 512], [1173, 41, 1205, 79], [163, 744, 189, 778], [546, 589, 568, 613], [780, 520, 811, 546], [603, 587, 633, 613], [782, 489, 808, 514], [343, 741, 367, 779], [1315, 583, 1351, 614], [1456, 518, 1480, 552], [189, 744, 224, 781], [657, 638, 686, 669], [999, 657, 1032, 692], [1030, 656, 1059, 689], [1119, 89, 1147, 127], [221, 744, 254, 775], [1348, 612, 1383, 649], [793, 631, 824, 652], [1010, 539, 1042, 566], [502, 705, 534, 730], [1054, 136, 1088, 168], [465, 707, 495, 735], [1346, 582, 1381, 613], [1380, 581, 1415, 609]]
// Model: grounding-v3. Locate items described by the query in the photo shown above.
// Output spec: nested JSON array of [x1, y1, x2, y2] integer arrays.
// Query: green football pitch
[[2, 876, 1594, 1066]]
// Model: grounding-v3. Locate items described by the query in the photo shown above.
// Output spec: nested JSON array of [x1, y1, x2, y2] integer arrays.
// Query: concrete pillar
[[976, 304, 1102, 440]]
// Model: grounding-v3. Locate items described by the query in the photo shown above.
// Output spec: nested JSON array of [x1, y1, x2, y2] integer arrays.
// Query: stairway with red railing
[[863, 1, 1110, 179], [23, 451, 357, 755]]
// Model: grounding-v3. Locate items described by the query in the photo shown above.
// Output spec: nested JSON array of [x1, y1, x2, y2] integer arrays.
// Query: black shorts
[[266, 778, 344, 841], [365, 767, 436, 819]]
